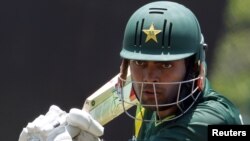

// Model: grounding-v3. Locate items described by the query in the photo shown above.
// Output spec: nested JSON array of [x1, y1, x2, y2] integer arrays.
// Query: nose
[[143, 63, 160, 83]]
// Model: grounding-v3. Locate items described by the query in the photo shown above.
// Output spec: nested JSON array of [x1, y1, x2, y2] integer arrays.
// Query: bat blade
[[82, 72, 137, 126]]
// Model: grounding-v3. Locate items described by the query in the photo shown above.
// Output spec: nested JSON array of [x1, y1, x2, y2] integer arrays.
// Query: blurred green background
[[210, 0, 250, 124]]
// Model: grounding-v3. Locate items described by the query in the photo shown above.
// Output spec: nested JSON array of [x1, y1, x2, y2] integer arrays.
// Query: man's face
[[129, 59, 186, 111]]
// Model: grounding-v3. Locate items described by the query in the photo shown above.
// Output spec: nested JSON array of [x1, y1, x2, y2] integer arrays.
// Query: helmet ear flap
[[197, 63, 205, 91], [197, 40, 207, 91]]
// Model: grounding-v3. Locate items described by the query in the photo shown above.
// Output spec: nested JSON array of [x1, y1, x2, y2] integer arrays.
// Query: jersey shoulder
[[190, 79, 243, 125]]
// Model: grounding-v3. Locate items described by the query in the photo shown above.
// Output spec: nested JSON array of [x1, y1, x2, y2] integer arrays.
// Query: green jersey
[[136, 79, 243, 141]]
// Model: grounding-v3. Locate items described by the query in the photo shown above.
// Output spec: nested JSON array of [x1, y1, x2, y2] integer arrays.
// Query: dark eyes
[[162, 63, 172, 69], [133, 60, 172, 69], [134, 60, 145, 66]]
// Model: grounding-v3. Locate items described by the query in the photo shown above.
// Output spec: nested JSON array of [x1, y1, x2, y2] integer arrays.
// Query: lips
[[142, 85, 162, 95], [140, 93, 155, 102], [136, 84, 163, 100], [142, 89, 161, 97]]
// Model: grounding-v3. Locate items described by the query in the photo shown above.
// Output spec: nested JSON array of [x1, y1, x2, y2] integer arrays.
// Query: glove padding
[[18, 105, 104, 141], [67, 108, 104, 141]]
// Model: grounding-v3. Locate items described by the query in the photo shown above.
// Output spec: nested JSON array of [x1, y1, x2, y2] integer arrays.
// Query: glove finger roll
[[67, 108, 104, 137]]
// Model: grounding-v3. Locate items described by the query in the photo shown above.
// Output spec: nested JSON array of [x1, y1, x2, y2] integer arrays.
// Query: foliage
[[210, 0, 250, 123]]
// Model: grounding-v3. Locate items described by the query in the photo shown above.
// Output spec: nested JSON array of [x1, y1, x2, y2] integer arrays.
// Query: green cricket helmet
[[120, 1, 207, 89], [120, 1, 206, 62], [118, 1, 207, 123]]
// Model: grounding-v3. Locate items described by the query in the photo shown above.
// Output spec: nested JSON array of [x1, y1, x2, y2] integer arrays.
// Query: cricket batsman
[[19, 1, 243, 141]]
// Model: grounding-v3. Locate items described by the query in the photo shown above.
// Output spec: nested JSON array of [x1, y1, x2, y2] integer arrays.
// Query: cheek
[[162, 65, 186, 82], [130, 66, 143, 97], [176, 65, 186, 80], [130, 65, 142, 81]]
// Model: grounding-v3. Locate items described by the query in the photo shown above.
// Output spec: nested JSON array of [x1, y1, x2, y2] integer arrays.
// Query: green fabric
[[136, 79, 242, 141]]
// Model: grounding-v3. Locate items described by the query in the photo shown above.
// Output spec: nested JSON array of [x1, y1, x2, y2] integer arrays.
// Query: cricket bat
[[82, 70, 138, 126]]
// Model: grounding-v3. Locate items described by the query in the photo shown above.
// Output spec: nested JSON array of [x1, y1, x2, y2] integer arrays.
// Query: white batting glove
[[66, 108, 104, 141], [18, 105, 104, 141], [18, 105, 72, 141]]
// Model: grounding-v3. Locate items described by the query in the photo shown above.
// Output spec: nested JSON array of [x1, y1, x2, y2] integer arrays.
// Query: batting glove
[[18, 105, 104, 141]]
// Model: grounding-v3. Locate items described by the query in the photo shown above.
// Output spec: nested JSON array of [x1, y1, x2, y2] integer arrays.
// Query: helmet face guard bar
[[117, 75, 203, 122]]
